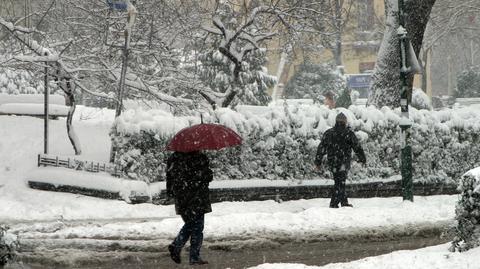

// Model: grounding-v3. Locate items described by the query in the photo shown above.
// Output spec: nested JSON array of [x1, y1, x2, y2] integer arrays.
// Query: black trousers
[[171, 214, 205, 262], [330, 171, 348, 207]]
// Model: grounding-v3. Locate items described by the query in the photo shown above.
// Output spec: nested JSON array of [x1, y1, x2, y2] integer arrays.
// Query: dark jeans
[[171, 214, 205, 262], [330, 171, 348, 207]]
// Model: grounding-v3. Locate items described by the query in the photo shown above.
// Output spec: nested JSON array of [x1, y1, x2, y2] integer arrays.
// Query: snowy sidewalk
[[3, 195, 458, 267], [6, 195, 456, 243]]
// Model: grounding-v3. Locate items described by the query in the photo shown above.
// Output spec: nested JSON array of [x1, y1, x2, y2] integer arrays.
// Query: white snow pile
[[248, 243, 479, 269], [111, 103, 480, 182], [0, 94, 66, 105], [0, 103, 69, 116], [411, 88, 432, 110], [0, 94, 69, 116], [73, 105, 116, 123], [114, 108, 198, 137]]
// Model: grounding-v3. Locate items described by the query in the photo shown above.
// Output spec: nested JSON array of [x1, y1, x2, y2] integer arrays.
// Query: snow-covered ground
[[249, 243, 480, 269], [0, 108, 113, 212], [0, 107, 474, 268], [5, 195, 456, 240]]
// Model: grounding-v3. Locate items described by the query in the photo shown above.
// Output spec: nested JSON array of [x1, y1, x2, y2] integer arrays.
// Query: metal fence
[[37, 154, 122, 177]]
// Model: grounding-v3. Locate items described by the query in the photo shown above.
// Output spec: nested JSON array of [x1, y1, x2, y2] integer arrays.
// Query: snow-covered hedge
[[0, 67, 42, 94], [451, 167, 480, 252], [111, 104, 480, 183], [0, 226, 17, 266]]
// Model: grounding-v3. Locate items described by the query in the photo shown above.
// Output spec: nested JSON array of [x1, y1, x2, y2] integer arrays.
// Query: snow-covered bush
[[111, 104, 480, 183], [412, 88, 432, 110], [451, 167, 480, 252], [0, 67, 43, 95], [456, 66, 480, 98], [0, 226, 17, 266], [284, 63, 347, 103], [111, 110, 199, 183]]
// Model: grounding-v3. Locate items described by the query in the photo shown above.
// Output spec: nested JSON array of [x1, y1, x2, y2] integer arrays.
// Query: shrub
[[284, 63, 346, 103], [0, 226, 17, 266], [111, 105, 480, 183], [411, 88, 432, 110], [456, 66, 480, 98], [450, 168, 480, 252]]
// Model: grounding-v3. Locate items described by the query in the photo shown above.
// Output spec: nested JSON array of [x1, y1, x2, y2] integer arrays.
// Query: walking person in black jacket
[[315, 112, 366, 208], [166, 151, 213, 265]]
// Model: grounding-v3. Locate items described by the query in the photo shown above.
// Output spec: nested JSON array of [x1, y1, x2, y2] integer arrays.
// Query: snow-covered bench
[[0, 94, 69, 118]]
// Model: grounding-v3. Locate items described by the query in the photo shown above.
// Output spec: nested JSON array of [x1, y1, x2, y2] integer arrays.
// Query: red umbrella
[[166, 123, 242, 152]]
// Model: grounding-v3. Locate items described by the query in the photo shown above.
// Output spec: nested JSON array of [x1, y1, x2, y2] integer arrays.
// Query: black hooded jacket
[[315, 122, 366, 172]]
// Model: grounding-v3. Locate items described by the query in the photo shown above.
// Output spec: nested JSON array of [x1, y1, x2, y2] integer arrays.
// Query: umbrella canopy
[[166, 123, 242, 152]]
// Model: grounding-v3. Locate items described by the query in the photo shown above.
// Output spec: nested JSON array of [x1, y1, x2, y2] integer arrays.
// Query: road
[[12, 235, 450, 269]]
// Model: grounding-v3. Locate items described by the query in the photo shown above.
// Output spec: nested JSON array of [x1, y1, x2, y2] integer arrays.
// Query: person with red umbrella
[[166, 121, 241, 265]]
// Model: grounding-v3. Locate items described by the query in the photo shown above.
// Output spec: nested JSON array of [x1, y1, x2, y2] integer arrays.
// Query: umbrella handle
[[201, 114, 203, 124]]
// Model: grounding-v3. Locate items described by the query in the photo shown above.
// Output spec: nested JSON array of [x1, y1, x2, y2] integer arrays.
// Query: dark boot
[[341, 203, 353, 207], [168, 244, 181, 264]]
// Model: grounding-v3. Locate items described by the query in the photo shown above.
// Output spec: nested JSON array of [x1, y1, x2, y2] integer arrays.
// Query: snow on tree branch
[[199, 4, 286, 108], [101, 61, 192, 106]]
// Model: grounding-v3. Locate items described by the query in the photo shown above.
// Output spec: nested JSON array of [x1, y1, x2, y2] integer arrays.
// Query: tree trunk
[[333, 0, 343, 66], [421, 47, 428, 92], [368, 0, 436, 108], [334, 34, 342, 67], [221, 64, 241, 108], [64, 80, 82, 155]]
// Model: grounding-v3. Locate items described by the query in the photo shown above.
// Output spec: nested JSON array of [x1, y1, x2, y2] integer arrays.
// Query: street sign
[[106, 0, 128, 11], [347, 74, 372, 89]]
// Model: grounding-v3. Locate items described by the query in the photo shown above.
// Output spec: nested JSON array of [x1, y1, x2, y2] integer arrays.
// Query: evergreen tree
[[456, 66, 480, 98], [284, 63, 346, 103], [336, 88, 352, 108], [198, 47, 275, 106], [198, 3, 276, 106], [450, 171, 480, 252]]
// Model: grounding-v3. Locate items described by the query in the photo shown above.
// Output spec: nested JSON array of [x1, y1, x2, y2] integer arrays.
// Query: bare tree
[[280, 0, 355, 67], [424, 0, 480, 95], [0, 0, 210, 154]]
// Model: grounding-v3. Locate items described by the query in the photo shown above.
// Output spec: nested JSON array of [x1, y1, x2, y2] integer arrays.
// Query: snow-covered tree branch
[[198, 3, 290, 108]]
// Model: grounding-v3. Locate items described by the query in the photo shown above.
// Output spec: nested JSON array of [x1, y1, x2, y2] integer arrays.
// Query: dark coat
[[166, 151, 213, 219], [315, 122, 366, 172]]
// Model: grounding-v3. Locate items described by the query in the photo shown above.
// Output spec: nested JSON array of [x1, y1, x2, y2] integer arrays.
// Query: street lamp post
[[398, 0, 413, 201], [44, 53, 49, 155]]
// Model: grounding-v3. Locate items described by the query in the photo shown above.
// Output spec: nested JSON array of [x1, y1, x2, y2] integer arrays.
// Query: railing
[[37, 154, 122, 177]]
